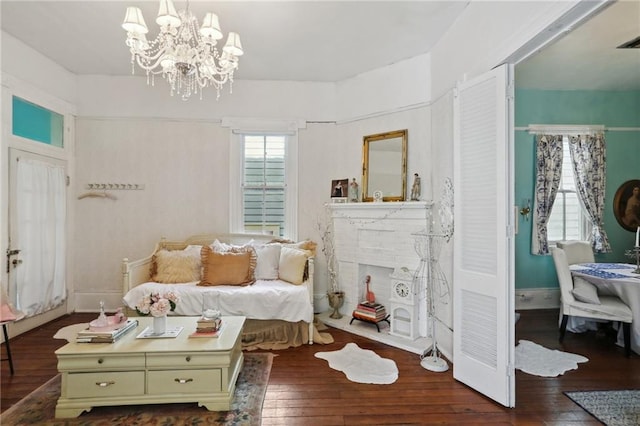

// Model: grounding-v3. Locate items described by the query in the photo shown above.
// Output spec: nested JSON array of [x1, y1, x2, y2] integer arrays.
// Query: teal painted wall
[[515, 89, 640, 290]]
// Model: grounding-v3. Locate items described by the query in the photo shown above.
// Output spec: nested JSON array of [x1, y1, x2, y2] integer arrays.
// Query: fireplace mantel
[[322, 201, 434, 353]]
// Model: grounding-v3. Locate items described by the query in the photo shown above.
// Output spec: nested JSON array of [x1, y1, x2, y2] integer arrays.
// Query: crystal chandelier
[[122, 0, 243, 100]]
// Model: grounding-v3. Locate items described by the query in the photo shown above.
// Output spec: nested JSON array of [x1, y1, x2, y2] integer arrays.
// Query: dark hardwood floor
[[1, 310, 638, 424]]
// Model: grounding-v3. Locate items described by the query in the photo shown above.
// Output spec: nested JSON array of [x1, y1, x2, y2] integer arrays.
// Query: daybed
[[122, 233, 332, 350]]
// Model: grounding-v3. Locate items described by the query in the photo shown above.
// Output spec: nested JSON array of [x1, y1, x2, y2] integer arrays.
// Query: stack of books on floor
[[76, 319, 138, 343], [352, 301, 387, 322]]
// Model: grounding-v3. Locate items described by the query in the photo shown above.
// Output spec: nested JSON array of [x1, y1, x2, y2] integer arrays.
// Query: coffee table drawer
[[58, 354, 145, 371], [66, 371, 145, 398], [146, 353, 228, 368], [147, 369, 222, 394]]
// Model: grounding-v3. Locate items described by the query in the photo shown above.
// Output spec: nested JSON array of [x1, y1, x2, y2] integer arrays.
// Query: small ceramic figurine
[[349, 178, 359, 202], [410, 173, 421, 201], [365, 275, 375, 303]]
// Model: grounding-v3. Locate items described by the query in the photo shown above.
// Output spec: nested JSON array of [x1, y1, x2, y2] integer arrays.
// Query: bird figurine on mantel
[[365, 275, 376, 303]]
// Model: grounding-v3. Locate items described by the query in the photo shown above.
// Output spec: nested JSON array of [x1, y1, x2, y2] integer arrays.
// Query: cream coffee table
[[54, 316, 245, 418]]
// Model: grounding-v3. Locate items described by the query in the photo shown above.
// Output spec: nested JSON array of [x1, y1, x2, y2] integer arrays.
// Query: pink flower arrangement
[[135, 292, 179, 317]]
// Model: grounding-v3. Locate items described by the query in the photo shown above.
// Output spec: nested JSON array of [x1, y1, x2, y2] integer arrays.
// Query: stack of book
[[352, 302, 387, 322], [189, 317, 223, 338], [76, 319, 138, 343]]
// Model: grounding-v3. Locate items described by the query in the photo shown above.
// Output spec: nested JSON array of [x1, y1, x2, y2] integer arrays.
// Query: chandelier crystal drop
[[122, 0, 243, 101]]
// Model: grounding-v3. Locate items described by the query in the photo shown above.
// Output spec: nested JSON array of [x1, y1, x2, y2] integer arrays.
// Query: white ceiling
[[0, 0, 469, 82], [516, 0, 640, 90], [1, 1, 639, 89]]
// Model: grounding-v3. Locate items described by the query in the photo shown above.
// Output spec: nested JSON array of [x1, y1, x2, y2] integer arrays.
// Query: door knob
[[12, 259, 22, 266]]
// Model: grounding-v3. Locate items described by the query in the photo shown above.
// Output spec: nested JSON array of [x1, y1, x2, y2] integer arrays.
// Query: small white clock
[[394, 281, 410, 298], [390, 267, 419, 340], [373, 190, 383, 202]]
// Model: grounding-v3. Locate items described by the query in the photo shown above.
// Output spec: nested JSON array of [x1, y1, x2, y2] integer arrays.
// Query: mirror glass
[[362, 129, 407, 202]]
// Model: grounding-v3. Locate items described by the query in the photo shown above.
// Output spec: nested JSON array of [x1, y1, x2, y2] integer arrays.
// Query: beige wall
[[2, 1, 590, 348]]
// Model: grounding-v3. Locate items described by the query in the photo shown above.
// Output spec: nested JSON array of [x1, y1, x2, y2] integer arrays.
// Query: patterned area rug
[[0, 352, 272, 426], [564, 390, 640, 426]]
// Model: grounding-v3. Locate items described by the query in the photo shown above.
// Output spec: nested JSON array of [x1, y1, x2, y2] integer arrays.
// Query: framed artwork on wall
[[613, 179, 640, 231]]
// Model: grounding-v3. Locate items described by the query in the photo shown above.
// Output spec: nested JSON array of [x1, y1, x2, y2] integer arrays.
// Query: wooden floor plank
[[2, 309, 639, 425]]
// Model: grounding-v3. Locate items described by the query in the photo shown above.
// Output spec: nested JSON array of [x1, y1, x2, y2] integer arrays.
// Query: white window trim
[[224, 118, 305, 240], [540, 132, 593, 244]]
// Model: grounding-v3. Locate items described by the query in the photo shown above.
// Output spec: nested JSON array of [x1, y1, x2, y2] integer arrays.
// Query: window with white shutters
[[547, 136, 588, 242], [241, 134, 287, 237]]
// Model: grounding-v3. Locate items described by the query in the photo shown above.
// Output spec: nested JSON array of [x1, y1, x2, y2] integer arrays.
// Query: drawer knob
[[97, 358, 104, 364], [175, 378, 193, 384], [96, 381, 115, 387], [185, 356, 191, 362]]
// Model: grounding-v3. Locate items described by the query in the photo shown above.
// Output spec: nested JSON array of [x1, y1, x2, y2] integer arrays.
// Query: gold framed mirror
[[362, 129, 407, 202]]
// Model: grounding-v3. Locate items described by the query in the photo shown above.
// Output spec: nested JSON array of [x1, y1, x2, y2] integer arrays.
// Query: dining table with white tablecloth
[[569, 263, 640, 355]]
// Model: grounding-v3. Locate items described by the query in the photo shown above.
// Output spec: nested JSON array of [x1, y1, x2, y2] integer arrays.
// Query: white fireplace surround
[[327, 201, 433, 342]]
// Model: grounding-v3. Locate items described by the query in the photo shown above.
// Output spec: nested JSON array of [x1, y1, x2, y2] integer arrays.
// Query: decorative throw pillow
[[152, 247, 201, 283], [278, 246, 309, 285], [278, 239, 318, 256], [199, 245, 256, 286], [210, 239, 233, 252], [253, 243, 282, 280], [572, 277, 601, 305]]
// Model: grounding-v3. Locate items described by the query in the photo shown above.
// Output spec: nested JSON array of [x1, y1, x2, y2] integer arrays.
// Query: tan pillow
[[278, 246, 309, 285], [152, 248, 201, 283], [199, 245, 256, 286]]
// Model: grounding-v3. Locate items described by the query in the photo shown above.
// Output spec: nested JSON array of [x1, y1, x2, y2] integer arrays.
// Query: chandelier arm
[[206, 73, 231, 85], [129, 46, 167, 63], [192, 67, 229, 88], [133, 54, 170, 74]]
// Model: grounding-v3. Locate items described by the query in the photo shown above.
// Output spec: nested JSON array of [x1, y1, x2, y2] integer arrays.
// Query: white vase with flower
[[135, 292, 179, 335]]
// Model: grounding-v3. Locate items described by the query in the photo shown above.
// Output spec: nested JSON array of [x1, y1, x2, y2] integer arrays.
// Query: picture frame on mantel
[[331, 178, 348, 203]]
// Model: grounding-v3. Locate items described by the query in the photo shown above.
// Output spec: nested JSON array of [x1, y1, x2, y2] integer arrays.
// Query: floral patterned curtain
[[532, 135, 563, 255], [569, 134, 611, 253]]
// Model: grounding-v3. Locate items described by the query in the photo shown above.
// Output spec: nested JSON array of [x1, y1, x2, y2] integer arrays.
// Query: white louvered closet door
[[452, 64, 515, 407]]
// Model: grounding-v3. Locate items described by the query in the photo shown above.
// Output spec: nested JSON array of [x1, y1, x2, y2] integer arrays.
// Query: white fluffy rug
[[53, 323, 89, 342], [515, 340, 588, 377], [314, 343, 398, 384]]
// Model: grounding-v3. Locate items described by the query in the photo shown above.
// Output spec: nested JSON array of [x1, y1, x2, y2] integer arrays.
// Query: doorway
[[8, 149, 67, 318]]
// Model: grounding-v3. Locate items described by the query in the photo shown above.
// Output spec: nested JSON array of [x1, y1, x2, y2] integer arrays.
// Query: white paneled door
[[8, 149, 67, 318], [452, 64, 515, 407]]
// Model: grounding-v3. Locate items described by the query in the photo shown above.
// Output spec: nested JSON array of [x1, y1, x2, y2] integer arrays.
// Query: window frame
[[229, 129, 298, 240], [547, 136, 589, 244], [12, 95, 65, 147]]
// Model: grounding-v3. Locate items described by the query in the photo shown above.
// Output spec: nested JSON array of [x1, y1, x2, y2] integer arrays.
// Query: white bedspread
[[123, 280, 314, 323]]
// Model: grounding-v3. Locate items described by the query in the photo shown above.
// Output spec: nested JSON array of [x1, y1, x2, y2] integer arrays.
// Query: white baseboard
[[74, 292, 123, 312], [515, 288, 560, 310]]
